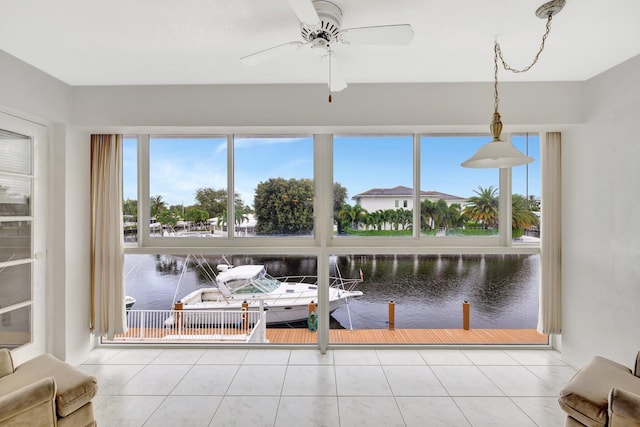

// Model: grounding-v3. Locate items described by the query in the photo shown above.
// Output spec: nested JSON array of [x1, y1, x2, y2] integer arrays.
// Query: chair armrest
[[0, 348, 15, 378], [609, 387, 640, 426], [0, 377, 57, 425], [634, 351, 640, 377]]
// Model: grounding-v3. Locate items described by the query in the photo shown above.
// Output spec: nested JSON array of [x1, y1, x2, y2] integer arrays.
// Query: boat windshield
[[232, 273, 282, 294]]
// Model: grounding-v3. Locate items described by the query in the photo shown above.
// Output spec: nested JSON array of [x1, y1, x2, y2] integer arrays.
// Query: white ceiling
[[1, 0, 639, 87]]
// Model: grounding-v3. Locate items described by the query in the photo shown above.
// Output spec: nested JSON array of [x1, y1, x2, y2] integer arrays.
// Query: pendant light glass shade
[[461, 138, 534, 168], [461, 112, 534, 168]]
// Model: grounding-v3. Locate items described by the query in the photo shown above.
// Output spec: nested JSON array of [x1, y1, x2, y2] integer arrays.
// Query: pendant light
[[461, 0, 566, 169]]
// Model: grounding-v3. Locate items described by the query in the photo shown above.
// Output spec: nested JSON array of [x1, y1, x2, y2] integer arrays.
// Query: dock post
[[463, 301, 470, 330], [241, 301, 249, 333], [388, 300, 395, 330], [174, 302, 183, 337], [308, 301, 317, 332]]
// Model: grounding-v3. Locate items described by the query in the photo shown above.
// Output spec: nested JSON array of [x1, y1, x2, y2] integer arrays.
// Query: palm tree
[[369, 210, 385, 231], [421, 199, 449, 230], [527, 195, 541, 212], [463, 185, 499, 229], [234, 208, 249, 227], [150, 195, 167, 217], [338, 204, 367, 230], [216, 210, 227, 231], [386, 209, 402, 231], [446, 203, 467, 229], [512, 194, 539, 230], [398, 208, 412, 230]]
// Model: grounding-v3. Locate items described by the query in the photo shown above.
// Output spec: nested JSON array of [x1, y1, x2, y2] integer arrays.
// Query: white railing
[[104, 307, 268, 343]]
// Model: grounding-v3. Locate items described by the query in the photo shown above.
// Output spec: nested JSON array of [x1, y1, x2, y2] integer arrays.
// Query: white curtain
[[538, 132, 562, 335], [90, 134, 127, 339]]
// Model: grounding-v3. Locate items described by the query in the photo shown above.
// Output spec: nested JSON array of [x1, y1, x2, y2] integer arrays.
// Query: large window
[[148, 135, 227, 238], [421, 135, 500, 238], [234, 135, 314, 237], [334, 135, 414, 236], [120, 132, 544, 347]]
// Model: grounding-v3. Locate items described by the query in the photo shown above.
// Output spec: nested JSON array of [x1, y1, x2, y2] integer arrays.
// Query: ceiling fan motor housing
[[300, 0, 343, 44]]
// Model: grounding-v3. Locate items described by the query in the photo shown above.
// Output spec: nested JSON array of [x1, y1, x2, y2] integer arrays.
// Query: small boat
[[125, 295, 136, 310], [174, 263, 363, 325]]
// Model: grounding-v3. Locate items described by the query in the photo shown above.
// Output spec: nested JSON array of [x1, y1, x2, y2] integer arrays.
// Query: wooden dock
[[266, 328, 548, 345], [106, 326, 547, 345]]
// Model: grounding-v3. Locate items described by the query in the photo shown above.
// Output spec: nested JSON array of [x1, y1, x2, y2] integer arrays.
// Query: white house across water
[[351, 185, 467, 212]]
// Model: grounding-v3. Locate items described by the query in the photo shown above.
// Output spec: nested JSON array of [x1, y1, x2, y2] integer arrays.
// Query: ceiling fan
[[240, 0, 414, 98]]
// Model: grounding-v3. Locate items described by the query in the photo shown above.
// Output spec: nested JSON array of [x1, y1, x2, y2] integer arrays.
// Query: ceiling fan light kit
[[461, 0, 566, 168]]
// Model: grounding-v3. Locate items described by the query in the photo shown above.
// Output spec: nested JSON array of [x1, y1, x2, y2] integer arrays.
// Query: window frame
[[122, 130, 543, 351]]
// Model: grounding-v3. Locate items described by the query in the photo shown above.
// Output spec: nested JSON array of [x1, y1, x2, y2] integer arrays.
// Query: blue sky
[[123, 134, 541, 208]]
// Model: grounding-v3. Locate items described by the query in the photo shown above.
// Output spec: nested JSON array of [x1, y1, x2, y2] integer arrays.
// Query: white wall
[[48, 125, 93, 364], [71, 81, 585, 128], [561, 54, 640, 368], [0, 50, 71, 124]]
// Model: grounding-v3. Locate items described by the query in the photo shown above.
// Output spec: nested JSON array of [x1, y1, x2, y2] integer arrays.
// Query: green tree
[[156, 210, 178, 228], [512, 194, 539, 231], [446, 203, 467, 229], [150, 195, 167, 217], [370, 210, 386, 231], [123, 198, 138, 219], [338, 204, 368, 230], [333, 182, 348, 233], [254, 177, 314, 235], [194, 188, 243, 218], [216, 207, 250, 230], [421, 199, 447, 230], [397, 208, 412, 230], [527, 195, 541, 212], [463, 186, 499, 229], [184, 207, 209, 229]]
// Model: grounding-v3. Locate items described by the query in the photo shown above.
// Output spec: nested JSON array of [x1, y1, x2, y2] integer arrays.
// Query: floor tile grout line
[[88, 348, 569, 426]]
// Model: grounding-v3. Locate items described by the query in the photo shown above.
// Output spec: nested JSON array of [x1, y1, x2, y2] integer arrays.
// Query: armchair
[[0, 348, 97, 427], [559, 352, 640, 426]]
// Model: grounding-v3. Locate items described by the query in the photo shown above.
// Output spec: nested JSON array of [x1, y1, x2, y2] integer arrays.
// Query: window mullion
[[138, 134, 150, 247], [499, 133, 512, 246], [228, 134, 234, 239], [413, 133, 420, 239]]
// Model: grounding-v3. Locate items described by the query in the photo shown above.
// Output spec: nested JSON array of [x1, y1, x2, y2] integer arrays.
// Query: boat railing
[[103, 308, 268, 343], [276, 275, 362, 292]]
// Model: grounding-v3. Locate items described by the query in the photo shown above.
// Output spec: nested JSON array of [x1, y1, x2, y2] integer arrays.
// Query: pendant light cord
[[493, 14, 554, 114], [495, 14, 553, 74]]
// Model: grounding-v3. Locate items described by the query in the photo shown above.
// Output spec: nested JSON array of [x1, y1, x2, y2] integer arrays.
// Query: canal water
[[124, 254, 539, 330]]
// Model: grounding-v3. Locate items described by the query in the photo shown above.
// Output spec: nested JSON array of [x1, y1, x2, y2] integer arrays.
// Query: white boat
[[125, 295, 136, 310], [175, 264, 363, 325]]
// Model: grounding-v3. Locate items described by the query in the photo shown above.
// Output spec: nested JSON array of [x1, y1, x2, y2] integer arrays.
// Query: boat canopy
[[216, 265, 266, 294]]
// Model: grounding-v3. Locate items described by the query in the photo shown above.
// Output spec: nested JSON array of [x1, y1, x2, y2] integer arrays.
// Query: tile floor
[[80, 347, 576, 427]]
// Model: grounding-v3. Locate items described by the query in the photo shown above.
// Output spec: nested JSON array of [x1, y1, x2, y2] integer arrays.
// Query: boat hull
[[179, 290, 362, 325]]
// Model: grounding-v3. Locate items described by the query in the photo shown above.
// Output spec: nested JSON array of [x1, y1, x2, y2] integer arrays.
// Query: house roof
[[352, 186, 465, 201]]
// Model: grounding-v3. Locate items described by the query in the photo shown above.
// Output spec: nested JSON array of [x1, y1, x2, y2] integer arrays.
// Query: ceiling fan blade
[[328, 53, 347, 92], [339, 24, 415, 45], [287, 0, 320, 25], [240, 41, 305, 66]]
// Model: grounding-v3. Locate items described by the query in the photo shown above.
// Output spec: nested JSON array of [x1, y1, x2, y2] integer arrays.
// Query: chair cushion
[[559, 356, 640, 427], [0, 349, 14, 378], [11, 354, 97, 418]]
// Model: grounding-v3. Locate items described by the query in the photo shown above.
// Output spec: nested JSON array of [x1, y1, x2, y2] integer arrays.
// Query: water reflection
[[125, 253, 539, 329]]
